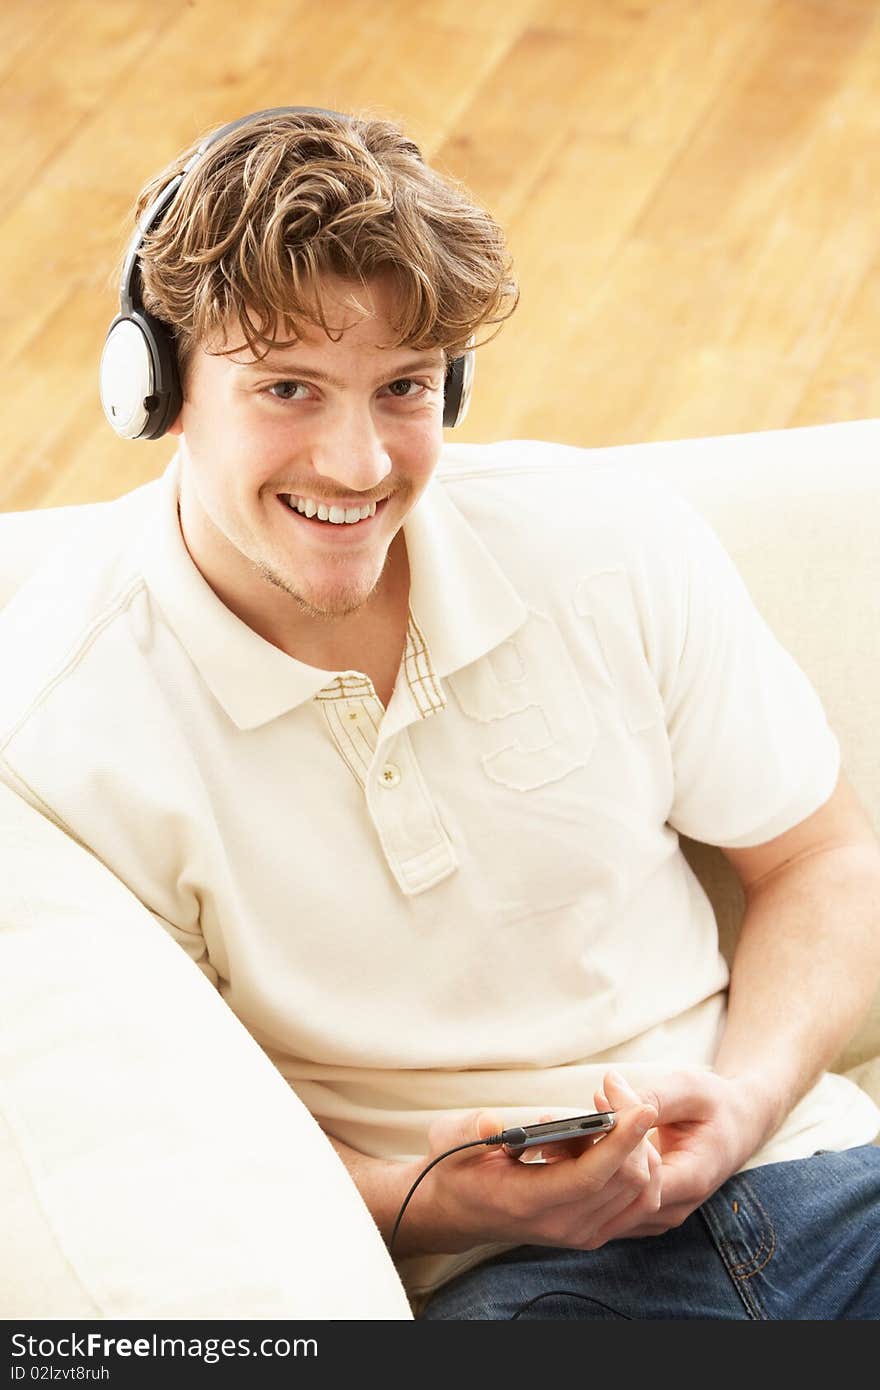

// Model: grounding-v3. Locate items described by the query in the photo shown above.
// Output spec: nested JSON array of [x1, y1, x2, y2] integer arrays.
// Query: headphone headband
[[101, 106, 474, 439]]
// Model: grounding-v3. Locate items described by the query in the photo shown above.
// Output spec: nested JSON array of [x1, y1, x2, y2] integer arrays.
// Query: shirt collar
[[403, 472, 528, 678], [140, 453, 527, 730]]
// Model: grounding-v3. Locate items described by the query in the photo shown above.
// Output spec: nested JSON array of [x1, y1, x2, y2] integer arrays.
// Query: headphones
[[100, 107, 475, 441]]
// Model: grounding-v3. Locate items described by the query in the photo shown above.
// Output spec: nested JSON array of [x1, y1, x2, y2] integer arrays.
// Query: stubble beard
[[252, 549, 387, 622]]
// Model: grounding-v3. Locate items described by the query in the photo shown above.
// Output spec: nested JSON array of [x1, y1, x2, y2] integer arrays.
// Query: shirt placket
[[314, 616, 458, 895]]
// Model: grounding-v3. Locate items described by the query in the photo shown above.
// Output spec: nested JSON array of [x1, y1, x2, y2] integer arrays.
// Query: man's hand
[[403, 1071, 661, 1257], [589, 1068, 770, 1241]]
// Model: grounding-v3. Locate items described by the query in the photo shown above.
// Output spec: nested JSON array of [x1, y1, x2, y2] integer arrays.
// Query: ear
[[166, 413, 184, 437]]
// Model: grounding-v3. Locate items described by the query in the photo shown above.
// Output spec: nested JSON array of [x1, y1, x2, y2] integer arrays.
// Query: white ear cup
[[100, 319, 157, 439]]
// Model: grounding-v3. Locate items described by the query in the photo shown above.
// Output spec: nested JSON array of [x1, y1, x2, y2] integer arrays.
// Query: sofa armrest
[[0, 781, 411, 1319]]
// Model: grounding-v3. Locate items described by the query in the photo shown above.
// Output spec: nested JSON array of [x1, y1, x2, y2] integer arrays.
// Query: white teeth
[[284, 495, 378, 524]]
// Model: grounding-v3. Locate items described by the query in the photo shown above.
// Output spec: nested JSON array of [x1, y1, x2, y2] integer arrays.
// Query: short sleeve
[[659, 494, 840, 848]]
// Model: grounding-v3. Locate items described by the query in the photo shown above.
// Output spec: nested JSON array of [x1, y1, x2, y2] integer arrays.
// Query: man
[[2, 108, 879, 1319]]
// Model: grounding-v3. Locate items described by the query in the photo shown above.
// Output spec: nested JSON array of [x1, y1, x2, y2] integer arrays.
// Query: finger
[[644, 1134, 663, 1207], [590, 1147, 664, 1244], [619, 1067, 718, 1126], [574, 1136, 658, 1238], [649, 1146, 708, 1207], [599, 1072, 658, 1146], [602, 1069, 651, 1114], [544, 1101, 657, 1201], [600, 1072, 666, 1157]]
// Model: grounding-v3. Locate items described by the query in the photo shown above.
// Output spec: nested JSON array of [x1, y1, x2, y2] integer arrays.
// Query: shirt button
[[379, 762, 401, 788]]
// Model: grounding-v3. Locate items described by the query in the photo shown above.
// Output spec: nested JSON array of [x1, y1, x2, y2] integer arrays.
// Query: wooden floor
[[3, 0, 880, 510]]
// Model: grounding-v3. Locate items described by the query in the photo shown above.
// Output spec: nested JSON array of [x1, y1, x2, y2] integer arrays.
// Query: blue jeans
[[420, 1145, 880, 1319]]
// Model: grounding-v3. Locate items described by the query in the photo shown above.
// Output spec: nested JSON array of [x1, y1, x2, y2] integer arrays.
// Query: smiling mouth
[[277, 494, 387, 531]]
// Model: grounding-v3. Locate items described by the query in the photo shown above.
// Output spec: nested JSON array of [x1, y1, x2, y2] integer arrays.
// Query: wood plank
[[0, 283, 125, 511], [632, 0, 877, 249], [793, 249, 880, 428], [496, 0, 879, 447], [416, 0, 539, 31], [455, 0, 774, 441], [788, 14, 880, 426], [253, 0, 543, 157], [647, 0, 880, 441], [0, 0, 69, 84], [0, 0, 182, 220]]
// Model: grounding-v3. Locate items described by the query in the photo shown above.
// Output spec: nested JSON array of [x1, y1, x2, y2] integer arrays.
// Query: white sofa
[[1, 420, 878, 1318]]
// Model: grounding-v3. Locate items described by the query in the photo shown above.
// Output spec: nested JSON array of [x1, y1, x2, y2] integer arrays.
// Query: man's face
[[170, 274, 446, 643]]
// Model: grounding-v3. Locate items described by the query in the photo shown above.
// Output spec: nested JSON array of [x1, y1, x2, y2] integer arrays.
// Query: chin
[[298, 592, 372, 621], [283, 572, 378, 618], [306, 561, 386, 609]]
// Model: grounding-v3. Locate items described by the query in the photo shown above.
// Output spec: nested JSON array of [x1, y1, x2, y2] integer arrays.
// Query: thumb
[[428, 1107, 504, 1155], [475, 1109, 506, 1143]]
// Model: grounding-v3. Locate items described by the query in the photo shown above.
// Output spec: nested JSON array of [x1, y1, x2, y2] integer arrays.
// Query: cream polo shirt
[[1, 439, 877, 1303]]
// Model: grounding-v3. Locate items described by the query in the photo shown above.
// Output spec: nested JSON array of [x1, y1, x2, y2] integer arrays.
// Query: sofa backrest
[[0, 501, 108, 609]]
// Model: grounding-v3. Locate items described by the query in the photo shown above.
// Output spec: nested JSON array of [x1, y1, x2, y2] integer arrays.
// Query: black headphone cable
[[388, 1133, 507, 1259]]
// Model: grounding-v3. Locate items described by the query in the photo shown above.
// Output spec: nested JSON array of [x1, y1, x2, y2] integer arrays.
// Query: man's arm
[[713, 769, 880, 1143], [592, 771, 880, 1242], [325, 1136, 424, 1253]]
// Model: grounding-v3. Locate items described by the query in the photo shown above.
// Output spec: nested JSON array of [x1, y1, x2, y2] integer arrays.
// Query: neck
[[279, 532, 411, 671]]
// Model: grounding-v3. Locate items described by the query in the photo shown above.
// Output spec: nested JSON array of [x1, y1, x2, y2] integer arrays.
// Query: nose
[[309, 399, 392, 494]]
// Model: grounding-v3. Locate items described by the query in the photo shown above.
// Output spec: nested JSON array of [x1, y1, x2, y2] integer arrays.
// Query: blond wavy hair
[[131, 108, 518, 373]]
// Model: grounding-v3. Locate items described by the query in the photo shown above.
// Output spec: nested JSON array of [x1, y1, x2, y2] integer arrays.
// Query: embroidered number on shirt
[[573, 569, 663, 734], [447, 611, 596, 791]]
